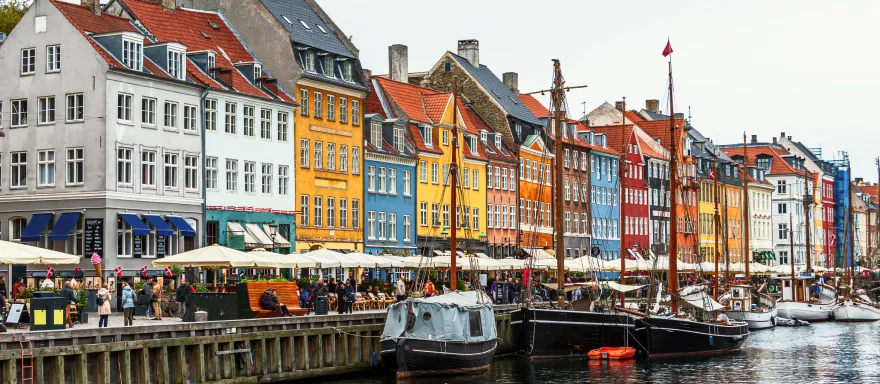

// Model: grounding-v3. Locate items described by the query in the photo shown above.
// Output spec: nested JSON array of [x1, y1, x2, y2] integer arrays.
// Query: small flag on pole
[[662, 39, 674, 57], [114, 266, 123, 278], [140, 265, 148, 277], [708, 170, 715, 180], [164, 266, 174, 278], [74, 266, 82, 276], [46, 266, 55, 280]]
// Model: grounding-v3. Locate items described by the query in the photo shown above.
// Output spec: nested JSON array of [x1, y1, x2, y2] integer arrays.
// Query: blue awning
[[119, 213, 151, 236], [48, 212, 82, 241], [167, 215, 196, 237], [21, 213, 53, 242], [144, 214, 174, 237]]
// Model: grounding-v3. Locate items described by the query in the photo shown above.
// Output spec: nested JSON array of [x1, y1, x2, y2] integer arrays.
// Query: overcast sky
[[318, 0, 880, 179]]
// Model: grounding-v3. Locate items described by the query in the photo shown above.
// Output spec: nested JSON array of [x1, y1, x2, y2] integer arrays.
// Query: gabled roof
[[423, 93, 452, 123], [458, 104, 514, 163], [630, 118, 686, 153], [589, 124, 634, 155], [121, 0, 294, 103], [518, 94, 550, 119], [373, 77, 443, 124], [721, 145, 813, 178], [259, 0, 355, 58], [448, 53, 543, 126]]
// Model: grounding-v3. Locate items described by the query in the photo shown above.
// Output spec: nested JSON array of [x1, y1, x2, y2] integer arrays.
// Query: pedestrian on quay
[[0, 275, 7, 302], [344, 282, 355, 314], [60, 281, 77, 328], [328, 277, 337, 295], [507, 278, 516, 304], [121, 280, 136, 326], [395, 275, 407, 302], [336, 283, 347, 314], [151, 278, 163, 320], [315, 278, 329, 315], [142, 278, 154, 320], [97, 283, 111, 328], [306, 282, 317, 315], [12, 278, 24, 301], [176, 280, 191, 318], [299, 287, 310, 308]]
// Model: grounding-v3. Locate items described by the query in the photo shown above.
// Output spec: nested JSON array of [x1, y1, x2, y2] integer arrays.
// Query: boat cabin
[[778, 276, 812, 302], [726, 284, 752, 311]]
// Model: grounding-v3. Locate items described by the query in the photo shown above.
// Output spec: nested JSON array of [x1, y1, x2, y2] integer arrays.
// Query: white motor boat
[[775, 276, 836, 322], [833, 300, 880, 322], [723, 284, 778, 330]]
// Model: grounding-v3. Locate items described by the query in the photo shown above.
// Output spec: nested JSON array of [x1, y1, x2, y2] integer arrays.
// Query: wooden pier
[[0, 305, 516, 383]]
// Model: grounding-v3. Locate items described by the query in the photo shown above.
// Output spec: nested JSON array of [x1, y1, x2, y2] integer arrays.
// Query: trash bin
[[315, 296, 329, 315], [30, 297, 69, 331], [501, 287, 509, 304]]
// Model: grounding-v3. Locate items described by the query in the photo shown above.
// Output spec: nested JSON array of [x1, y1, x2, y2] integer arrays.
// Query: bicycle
[[161, 298, 179, 317], [513, 292, 545, 308]]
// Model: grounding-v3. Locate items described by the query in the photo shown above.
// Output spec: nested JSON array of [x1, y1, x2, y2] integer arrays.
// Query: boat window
[[406, 307, 416, 331], [422, 312, 432, 321], [469, 311, 483, 337]]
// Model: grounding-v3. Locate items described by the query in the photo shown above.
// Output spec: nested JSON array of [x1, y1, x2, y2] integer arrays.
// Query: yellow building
[[368, 77, 489, 254], [699, 180, 718, 263], [724, 184, 744, 264]]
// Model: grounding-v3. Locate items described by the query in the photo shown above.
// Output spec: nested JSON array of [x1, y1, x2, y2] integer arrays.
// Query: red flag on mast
[[662, 39, 674, 57], [708, 170, 715, 180]]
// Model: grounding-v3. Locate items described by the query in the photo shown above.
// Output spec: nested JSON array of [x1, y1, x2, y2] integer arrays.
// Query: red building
[[822, 177, 836, 267]]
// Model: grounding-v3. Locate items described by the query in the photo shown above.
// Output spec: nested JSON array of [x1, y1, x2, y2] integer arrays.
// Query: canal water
[[318, 321, 880, 383]]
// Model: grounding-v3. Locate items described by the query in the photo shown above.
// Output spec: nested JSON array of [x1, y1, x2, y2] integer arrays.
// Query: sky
[[317, 0, 880, 179]]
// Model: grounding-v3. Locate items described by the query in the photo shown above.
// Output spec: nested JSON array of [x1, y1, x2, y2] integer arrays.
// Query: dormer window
[[393, 124, 404, 153], [370, 121, 382, 149], [342, 60, 353, 82], [253, 64, 262, 81], [421, 125, 433, 147], [207, 53, 216, 77], [469, 136, 478, 155], [480, 131, 487, 143], [323, 55, 335, 77], [494, 134, 502, 149], [304, 50, 316, 73], [123, 38, 143, 71], [168, 49, 185, 80]]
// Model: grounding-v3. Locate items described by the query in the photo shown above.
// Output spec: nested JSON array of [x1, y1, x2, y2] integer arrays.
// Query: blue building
[[363, 114, 418, 279], [834, 165, 851, 269], [582, 131, 621, 267]]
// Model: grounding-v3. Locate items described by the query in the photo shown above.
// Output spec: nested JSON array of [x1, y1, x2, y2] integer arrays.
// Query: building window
[[300, 89, 309, 116], [314, 92, 323, 119], [442, 164, 449, 186], [225, 103, 237, 134], [403, 170, 411, 196], [36, 150, 55, 187], [432, 203, 439, 227], [367, 166, 376, 192], [404, 215, 411, 242], [205, 157, 218, 190], [243, 106, 255, 137], [122, 39, 142, 71], [352, 199, 360, 229], [779, 224, 788, 240], [442, 129, 449, 146], [300, 195, 309, 226], [339, 145, 348, 173], [420, 203, 428, 226], [327, 94, 335, 121], [443, 204, 450, 228], [778, 203, 787, 214], [422, 126, 433, 146], [117, 219, 133, 257], [340, 98, 348, 123], [327, 197, 335, 227], [184, 105, 198, 132], [327, 143, 336, 171], [378, 212, 387, 240], [117, 94, 132, 122], [352, 100, 360, 126], [66, 148, 84, 186], [314, 141, 323, 169], [261, 163, 272, 194], [339, 198, 348, 228], [168, 50, 184, 80], [393, 124, 404, 152], [38, 96, 55, 124], [389, 213, 397, 241], [343, 60, 354, 82], [300, 139, 310, 168], [64, 93, 84, 122], [488, 205, 494, 228], [370, 121, 382, 148], [226, 159, 238, 191], [777, 180, 787, 194], [185, 155, 199, 190], [277, 111, 288, 141], [432, 162, 439, 184], [389, 169, 397, 194], [367, 211, 376, 240], [11, 99, 28, 127], [141, 98, 157, 126], [378, 167, 386, 193], [474, 208, 480, 230], [243, 161, 256, 193], [141, 150, 156, 187], [314, 196, 323, 227], [45, 45, 62, 72], [21, 48, 35, 75], [463, 167, 470, 188], [278, 165, 289, 196], [164, 152, 179, 189], [116, 148, 132, 186], [352, 147, 360, 174], [204, 98, 217, 131]]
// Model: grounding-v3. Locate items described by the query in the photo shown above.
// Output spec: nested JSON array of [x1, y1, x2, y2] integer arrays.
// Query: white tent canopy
[[0, 240, 81, 265], [247, 249, 319, 268], [299, 248, 352, 268], [345, 252, 394, 268], [151, 244, 277, 268]]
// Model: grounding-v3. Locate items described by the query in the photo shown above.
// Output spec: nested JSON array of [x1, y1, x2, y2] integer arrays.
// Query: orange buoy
[[587, 347, 636, 360]]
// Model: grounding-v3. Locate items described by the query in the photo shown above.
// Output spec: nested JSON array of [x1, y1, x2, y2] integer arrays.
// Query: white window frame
[[226, 159, 238, 192], [20, 48, 35, 75], [314, 92, 323, 119], [352, 100, 360, 126], [183, 105, 198, 132], [339, 198, 348, 228], [327, 94, 335, 121], [11, 99, 28, 127], [37, 96, 55, 125], [314, 141, 323, 169], [278, 165, 289, 196], [300, 89, 309, 116], [164, 152, 179, 190], [300, 195, 309, 226], [47, 45, 62, 73], [243, 105, 255, 137], [225, 102, 237, 134], [389, 213, 397, 241], [141, 97, 157, 127], [205, 99, 217, 131], [66, 94, 84, 123], [168, 49, 185, 80], [66, 148, 84, 186], [116, 147, 133, 186], [260, 108, 272, 139], [141, 150, 156, 188], [314, 196, 323, 227], [300, 139, 310, 168], [277, 111, 288, 141], [389, 168, 397, 195], [404, 215, 411, 242], [327, 143, 336, 171], [117, 94, 133, 123], [327, 197, 335, 228], [163, 101, 178, 130], [185, 155, 199, 191], [244, 161, 256, 193], [205, 156, 218, 190], [403, 170, 411, 196], [352, 147, 360, 174], [339, 97, 348, 123], [261, 163, 272, 195], [352, 199, 360, 229], [37, 149, 55, 187], [339, 145, 348, 172], [122, 38, 143, 71], [10, 152, 26, 189]]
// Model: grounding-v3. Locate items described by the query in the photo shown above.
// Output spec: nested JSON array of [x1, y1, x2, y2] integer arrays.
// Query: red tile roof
[[721, 145, 815, 180], [373, 77, 443, 124], [590, 124, 634, 155], [629, 118, 686, 154], [518, 94, 550, 118], [364, 80, 387, 119], [624, 111, 644, 123], [423, 93, 451, 123], [407, 123, 441, 154], [123, 0, 287, 102]]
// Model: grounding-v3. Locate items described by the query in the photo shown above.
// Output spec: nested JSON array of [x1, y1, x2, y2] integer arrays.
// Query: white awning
[[245, 223, 274, 248], [603, 281, 647, 293], [681, 293, 726, 312], [262, 224, 291, 248], [227, 222, 260, 249]]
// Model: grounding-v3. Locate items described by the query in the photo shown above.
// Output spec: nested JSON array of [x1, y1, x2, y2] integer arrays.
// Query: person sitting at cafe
[[259, 288, 290, 317]]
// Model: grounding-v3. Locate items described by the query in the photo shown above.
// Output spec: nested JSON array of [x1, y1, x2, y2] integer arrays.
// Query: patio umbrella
[[151, 244, 277, 268], [345, 252, 393, 268], [299, 248, 356, 268], [376, 255, 406, 268], [0, 240, 81, 265], [247, 249, 320, 268]]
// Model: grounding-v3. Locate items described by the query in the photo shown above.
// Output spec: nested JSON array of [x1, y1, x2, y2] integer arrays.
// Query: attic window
[[282, 15, 293, 24], [316, 24, 328, 34], [469, 136, 478, 155], [168, 49, 185, 80], [494, 134, 502, 149], [209, 21, 219, 30], [201, 31, 210, 40], [207, 53, 216, 77], [480, 131, 487, 143], [323, 55, 335, 78], [342, 61, 353, 82], [299, 20, 311, 30], [254, 64, 262, 81], [122, 38, 143, 71], [508, 95, 518, 104]]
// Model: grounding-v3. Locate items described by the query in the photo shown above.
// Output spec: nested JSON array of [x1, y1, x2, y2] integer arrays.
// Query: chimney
[[81, 0, 101, 15], [614, 101, 624, 111], [362, 68, 373, 79], [772, 137, 778, 145], [855, 177, 864, 184], [645, 99, 659, 113], [502, 72, 519, 94], [457, 39, 479, 67], [673, 112, 685, 120], [160, 0, 177, 11], [780, 132, 785, 139], [751, 134, 757, 144], [388, 44, 408, 83]]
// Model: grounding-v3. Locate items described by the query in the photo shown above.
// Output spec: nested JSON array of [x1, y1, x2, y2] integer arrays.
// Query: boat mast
[[742, 133, 751, 281], [450, 78, 459, 291], [849, 183, 855, 293], [620, 97, 628, 306], [552, 59, 566, 308], [804, 172, 813, 278], [713, 152, 720, 300], [723, 184, 731, 286], [667, 56, 680, 313], [789, 202, 796, 300]]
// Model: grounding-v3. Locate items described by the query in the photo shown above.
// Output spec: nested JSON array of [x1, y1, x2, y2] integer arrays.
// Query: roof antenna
[[687, 105, 692, 124]]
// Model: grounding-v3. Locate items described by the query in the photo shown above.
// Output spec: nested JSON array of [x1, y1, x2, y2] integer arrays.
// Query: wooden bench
[[236, 282, 308, 318]]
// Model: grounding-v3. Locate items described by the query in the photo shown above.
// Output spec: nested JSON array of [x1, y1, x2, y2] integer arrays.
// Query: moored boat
[[380, 291, 497, 378], [634, 314, 750, 358], [775, 276, 836, 322], [722, 284, 778, 330], [512, 306, 637, 357], [832, 299, 880, 322], [588, 346, 636, 360]]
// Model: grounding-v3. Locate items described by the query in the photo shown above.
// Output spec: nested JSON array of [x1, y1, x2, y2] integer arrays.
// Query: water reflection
[[317, 322, 880, 384]]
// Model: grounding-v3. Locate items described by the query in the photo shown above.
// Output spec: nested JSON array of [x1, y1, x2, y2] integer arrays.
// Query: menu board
[[157, 236, 166, 257], [133, 235, 144, 258], [83, 218, 104, 257]]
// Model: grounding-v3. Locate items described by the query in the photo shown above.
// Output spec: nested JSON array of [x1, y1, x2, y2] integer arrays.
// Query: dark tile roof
[[259, 0, 355, 58], [449, 53, 543, 127]]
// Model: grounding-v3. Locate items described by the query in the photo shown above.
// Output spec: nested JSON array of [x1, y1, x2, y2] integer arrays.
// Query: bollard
[[194, 311, 208, 322]]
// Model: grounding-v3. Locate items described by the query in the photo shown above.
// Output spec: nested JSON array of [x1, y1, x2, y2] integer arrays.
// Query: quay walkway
[[0, 304, 517, 383]]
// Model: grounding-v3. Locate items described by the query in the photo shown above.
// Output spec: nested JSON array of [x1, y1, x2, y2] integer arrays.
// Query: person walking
[[315, 278, 329, 315], [395, 276, 407, 302], [343, 282, 355, 314], [142, 278, 154, 320], [97, 284, 111, 328], [121, 281, 136, 326], [175, 280, 191, 318], [336, 283, 347, 314], [306, 282, 316, 315], [151, 279, 163, 320], [59, 281, 77, 328]]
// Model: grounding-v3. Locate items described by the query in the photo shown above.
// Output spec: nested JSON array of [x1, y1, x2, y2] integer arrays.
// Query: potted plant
[[76, 289, 89, 323]]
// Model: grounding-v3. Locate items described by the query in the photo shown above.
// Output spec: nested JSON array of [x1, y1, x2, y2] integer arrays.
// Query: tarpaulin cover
[[382, 291, 497, 343]]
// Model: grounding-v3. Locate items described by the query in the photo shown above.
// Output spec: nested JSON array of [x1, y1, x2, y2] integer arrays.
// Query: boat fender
[[828, 311, 834, 320], [371, 352, 378, 367], [709, 335, 714, 347]]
